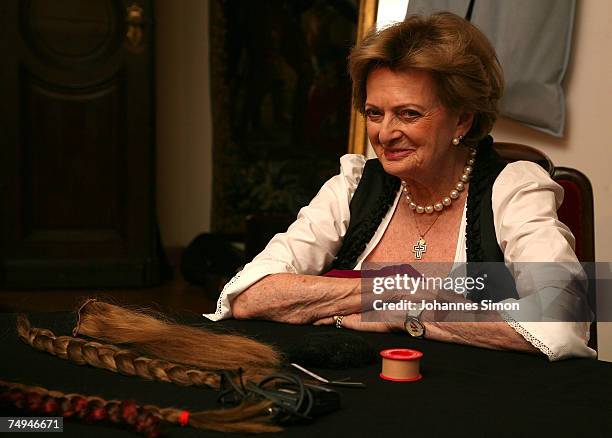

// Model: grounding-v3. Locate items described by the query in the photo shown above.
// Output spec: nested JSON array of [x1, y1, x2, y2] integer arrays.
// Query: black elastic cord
[[217, 369, 248, 406], [217, 371, 320, 422]]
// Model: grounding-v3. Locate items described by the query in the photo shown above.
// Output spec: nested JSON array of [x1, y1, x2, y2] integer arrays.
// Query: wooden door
[[0, 0, 160, 288]]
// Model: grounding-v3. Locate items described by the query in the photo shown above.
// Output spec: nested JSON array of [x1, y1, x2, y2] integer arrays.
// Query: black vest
[[329, 135, 518, 302]]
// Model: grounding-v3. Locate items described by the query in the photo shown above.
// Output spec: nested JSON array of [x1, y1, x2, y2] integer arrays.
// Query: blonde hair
[[15, 300, 287, 433], [17, 314, 222, 389], [349, 12, 503, 145], [73, 300, 281, 381]]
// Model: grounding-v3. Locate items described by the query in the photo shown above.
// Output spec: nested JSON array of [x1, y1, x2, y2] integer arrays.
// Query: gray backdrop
[[406, 0, 576, 137]]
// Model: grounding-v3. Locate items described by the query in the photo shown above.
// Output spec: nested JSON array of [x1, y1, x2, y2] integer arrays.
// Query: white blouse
[[204, 154, 596, 361]]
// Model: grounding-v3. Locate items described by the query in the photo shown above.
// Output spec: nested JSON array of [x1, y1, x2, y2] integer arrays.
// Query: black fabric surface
[[1, 312, 612, 438]]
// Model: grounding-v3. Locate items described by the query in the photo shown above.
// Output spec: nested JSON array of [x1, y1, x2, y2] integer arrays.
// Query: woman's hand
[[312, 313, 404, 332]]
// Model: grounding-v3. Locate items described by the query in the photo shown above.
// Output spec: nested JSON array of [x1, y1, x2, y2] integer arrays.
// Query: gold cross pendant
[[412, 238, 427, 260]]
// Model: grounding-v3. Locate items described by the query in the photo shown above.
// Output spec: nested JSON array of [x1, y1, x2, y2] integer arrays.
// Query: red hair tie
[[178, 410, 189, 426]]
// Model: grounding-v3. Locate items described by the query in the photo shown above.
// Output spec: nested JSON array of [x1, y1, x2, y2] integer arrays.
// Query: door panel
[[0, 0, 159, 288]]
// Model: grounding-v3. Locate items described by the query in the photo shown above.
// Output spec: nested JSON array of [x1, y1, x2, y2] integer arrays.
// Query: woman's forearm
[[366, 287, 540, 353], [422, 310, 539, 353], [233, 274, 540, 354], [231, 273, 362, 324], [405, 287, 539, 353]]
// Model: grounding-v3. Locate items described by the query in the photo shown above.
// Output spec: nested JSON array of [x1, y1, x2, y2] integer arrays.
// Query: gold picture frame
[[347, 0, 378, 156]]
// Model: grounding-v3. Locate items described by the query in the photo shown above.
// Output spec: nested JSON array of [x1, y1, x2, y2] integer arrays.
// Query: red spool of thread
[[379, 349, 423, 382]]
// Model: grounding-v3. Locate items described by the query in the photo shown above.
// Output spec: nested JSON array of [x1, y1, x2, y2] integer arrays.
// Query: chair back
[[493, 142, 555, 174], [552, 167, 595, 262]]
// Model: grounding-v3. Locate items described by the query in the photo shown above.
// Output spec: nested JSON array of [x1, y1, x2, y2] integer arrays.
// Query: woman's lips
[[383, 148, 415, 160]]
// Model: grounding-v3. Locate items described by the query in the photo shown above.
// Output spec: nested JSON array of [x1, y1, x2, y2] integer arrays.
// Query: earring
[[452, 135, 464, 146]]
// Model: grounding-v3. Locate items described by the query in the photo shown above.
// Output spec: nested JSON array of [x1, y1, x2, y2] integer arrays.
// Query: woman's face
[[365, 67, 470, 181]]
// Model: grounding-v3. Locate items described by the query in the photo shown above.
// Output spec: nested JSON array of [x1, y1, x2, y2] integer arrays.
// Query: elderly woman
[[206, 13, 594, 360]]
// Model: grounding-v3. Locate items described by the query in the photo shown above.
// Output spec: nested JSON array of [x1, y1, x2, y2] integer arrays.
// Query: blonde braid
[[17, 315, 221, 389], [74, 300, 282, 381]]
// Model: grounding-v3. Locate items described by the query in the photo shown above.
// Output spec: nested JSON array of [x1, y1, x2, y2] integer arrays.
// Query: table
[[1, 312, 611, 437]]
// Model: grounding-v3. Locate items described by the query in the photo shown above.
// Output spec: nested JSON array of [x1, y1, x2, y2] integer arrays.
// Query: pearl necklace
[[401, 147, 476, 214], [401, 148, 476, 260]]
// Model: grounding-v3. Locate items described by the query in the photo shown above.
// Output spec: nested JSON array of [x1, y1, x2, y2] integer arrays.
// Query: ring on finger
[[334, 315, 344, 329]]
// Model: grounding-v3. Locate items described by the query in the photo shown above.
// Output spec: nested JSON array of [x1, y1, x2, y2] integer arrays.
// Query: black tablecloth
[[1, 312, 611, 437]]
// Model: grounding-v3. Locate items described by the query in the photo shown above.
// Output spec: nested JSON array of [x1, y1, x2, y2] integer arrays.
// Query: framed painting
[[210, 0, 380, 235]]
